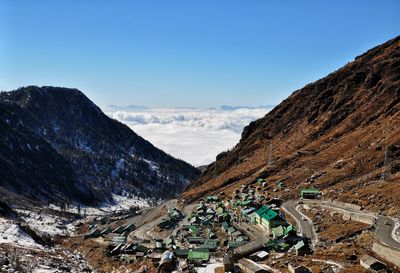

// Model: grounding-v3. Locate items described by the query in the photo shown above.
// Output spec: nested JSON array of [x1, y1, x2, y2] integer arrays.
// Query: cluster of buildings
[[81, 178, 322, 272], [83, 221, 151, 261], [158, 208, 185, 229], [229, 182, 312, 256]]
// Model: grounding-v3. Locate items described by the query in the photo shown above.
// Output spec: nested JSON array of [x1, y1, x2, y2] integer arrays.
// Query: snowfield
[[48, 193, 151, 217], [15, 209, 74, 237], [0, 193, 150, 272], [0, 218, 42, 248]]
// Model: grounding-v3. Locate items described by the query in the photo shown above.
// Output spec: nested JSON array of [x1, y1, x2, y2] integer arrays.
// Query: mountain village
[[0, 33, 399, 273], [71, 177, 399, 273]]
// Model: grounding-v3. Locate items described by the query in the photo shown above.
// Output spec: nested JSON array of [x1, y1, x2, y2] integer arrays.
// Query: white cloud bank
[[106, 107, 270, 166]]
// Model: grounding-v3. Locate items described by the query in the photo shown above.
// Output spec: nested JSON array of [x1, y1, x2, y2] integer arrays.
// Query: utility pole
[[380, 147, 388, 182]]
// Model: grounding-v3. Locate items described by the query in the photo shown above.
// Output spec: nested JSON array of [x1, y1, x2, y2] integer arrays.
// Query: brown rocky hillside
[[183, 36, 400, 216]]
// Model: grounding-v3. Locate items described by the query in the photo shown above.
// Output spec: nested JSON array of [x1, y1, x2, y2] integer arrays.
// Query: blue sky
[[1, 0, 399, 108]]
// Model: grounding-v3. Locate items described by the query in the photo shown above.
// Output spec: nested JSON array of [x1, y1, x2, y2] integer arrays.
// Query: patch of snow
[[48, 193, 150, 217], [74, 136, 93, 153], [15, 209, 70, 237], [0, 218, 42, 249], [111, 158, 125, 178], [311, 259, 343, 273], [84, 193, 149, 215], [391, 217, 400, 243], [32, 266, 58, 273], [142, 158, 160, 172]]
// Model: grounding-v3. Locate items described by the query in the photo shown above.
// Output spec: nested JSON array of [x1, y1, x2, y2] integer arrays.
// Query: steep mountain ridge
[[0, 86, 200, 205], [183, 36, 400, 215], [0, 103, 95, 203]]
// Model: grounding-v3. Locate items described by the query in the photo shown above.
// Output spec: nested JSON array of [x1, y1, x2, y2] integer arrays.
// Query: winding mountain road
[[281, 200, 318, 247], [316, 200, 400, 251], [233, 221, 268, 257], [375, 216, 400, 250], [282, 199, 400, 251]]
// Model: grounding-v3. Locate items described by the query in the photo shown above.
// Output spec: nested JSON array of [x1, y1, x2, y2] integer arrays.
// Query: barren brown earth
[[61, 236, 156, 273], [183, 36, 400, 217]]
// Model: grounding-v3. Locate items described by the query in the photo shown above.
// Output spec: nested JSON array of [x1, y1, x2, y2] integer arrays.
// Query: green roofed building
[[249, 212, 258, 224], [255, 205, 270, 216], [300, 188, 320, 199], [215, 207, 224, 215], [260, 208, 278, 229], [155, 241, 166, 251], [277, 242, 290, 251], [228, 241, 246, 249], [158, 219, 171, 229], [255, 205, 286, 231], [100, 227, 112, 236], [217, 212, 230, 223], [221, 221, 230, 231], [235, 236, 248, 242], [206, 196, 219, 203], [264, 240, 278, 250], [240, 200, 252, 207], [188, 249, 210, 263], [189, 225, 200, 235], [284, 224, 296, 236], [175, 249, 189, 258], [271, 226, 284, 238], [200, 240, 218, 250], [187, 237, 205, 244], [294, 240, 312, 256], [276, 181, 285, 189], [112, 225, 126, 234], [226, 227, 236, 234], [202, 215, 214, 226], [272, 224, 296, 239], [123, 224, 135, 233], [84, 228, 101, 239]]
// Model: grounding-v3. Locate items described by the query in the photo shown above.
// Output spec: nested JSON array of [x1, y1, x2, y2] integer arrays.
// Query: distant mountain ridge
[[104, 105, 275, 112], [220, 105, 275, 111], [0, 86, 200, 205], [105, 104, 150, 112]]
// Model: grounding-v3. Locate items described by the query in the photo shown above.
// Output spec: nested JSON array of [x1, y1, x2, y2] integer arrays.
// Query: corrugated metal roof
[[188, 249, 210, 261], [301, 188, 320, 193]]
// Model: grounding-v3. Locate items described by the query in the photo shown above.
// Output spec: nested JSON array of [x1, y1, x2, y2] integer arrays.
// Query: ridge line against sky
[[1, 1, 400, 108]]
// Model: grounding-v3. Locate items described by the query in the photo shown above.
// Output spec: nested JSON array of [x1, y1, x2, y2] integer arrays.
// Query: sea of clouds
[[106, 107, 270, 166]]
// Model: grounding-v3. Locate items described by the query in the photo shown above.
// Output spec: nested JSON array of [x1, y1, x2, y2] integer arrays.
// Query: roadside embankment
[[372, 242, 400, 267]]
